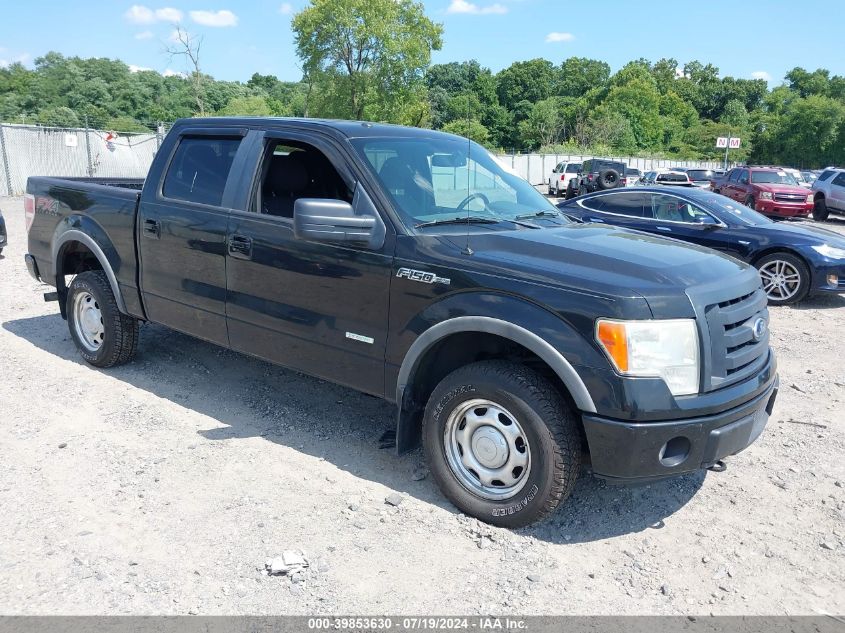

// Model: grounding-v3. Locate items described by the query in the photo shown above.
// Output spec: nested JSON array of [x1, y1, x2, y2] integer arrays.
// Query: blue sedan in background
[[557, 187, 845, 305]]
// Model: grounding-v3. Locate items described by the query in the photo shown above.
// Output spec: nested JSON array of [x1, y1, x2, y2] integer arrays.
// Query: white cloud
[[0, 52, 30, 67], [128, 64, 153, 73], [545, 32, 574, 43], [125, 5, 156, 23], [446, 0, 507, 15], [189, 9, 238, 27], [156, 7, 183, 22], [124, 5, 182, 24], [278, 2, 293, 15], [134, 30, 155, 40], [163, 68, 188, 78], [751, 71, 771, 82]]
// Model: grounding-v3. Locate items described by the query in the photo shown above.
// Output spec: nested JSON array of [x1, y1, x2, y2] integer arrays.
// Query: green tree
[[442, 119, 491, 146], [495, 59, 556, 110], [292, 0, 443, 121], [602, 78, 663, 150], [218, 96, 274, 116], [555, 57, 610, 98]]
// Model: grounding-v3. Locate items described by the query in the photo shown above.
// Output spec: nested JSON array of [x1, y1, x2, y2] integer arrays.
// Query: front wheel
[[813, 197, 829, 222], [422, 361, 581, 528], [756, 252, 810, 306], [67, 270, 139, 367]]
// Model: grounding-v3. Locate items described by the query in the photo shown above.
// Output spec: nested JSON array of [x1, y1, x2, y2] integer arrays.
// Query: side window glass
[[163, 136, 241, 206], [650, 194, 716, 223], [831, 172, 845, 187], [256, 140, 352, 218], [580, 197, 605, 212], [728, 170, 738, 183], [817, 170, 835, 182], [600, 193, 645, 217]]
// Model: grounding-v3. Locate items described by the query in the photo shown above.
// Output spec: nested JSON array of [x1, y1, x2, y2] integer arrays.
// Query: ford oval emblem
[[752, 318, 767, 341]]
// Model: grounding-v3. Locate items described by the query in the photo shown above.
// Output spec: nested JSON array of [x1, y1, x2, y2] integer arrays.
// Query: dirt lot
[[0, 195, 843, 616]]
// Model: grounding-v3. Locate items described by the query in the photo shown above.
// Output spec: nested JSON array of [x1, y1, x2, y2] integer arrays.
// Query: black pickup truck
[[24, 117, 778, 527]]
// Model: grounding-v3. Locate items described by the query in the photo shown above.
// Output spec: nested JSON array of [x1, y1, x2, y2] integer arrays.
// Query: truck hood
[[444, 224, 751, 315], [754, 183, 809, 195]]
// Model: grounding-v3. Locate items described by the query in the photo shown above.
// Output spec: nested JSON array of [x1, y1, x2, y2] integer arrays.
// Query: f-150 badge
[[396, 268, 451, 286]]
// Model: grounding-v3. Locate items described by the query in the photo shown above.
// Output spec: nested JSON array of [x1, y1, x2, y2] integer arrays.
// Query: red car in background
[[711, 166, 813, 218]]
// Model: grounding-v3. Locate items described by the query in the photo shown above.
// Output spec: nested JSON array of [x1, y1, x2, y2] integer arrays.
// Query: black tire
[[565, 181, 575, 200], [755, 252, 811, 306], [596, 169, 620, 190], [66, 270, 139, 367], [422, 360, 581, 528], [578, 184, 588, 197], [813, 197, 829, 222]]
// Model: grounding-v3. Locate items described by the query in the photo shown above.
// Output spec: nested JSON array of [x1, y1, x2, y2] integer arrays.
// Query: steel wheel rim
[[759, 260, 801, 301], [443, 398, 531, 501], [72, 291, 105, 352]]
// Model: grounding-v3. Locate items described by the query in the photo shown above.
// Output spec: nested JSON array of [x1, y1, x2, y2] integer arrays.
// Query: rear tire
[[813, 197, 829, 222], [596, 169, 620, 190], [755, 252, 811, 306], [67, 270, 139, 367], [422, 360, 581, 528], [565, 181, 575, 200]]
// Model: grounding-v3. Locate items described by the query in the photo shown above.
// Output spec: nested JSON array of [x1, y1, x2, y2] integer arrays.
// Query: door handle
[[655, 226, 672, 232], [228, 234, 253, 259], [142, 218, 160, 239]]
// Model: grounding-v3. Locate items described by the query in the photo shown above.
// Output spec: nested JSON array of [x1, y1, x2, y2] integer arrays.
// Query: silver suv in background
[[811, 168, 845, 221], [548, 161, 581, 196]]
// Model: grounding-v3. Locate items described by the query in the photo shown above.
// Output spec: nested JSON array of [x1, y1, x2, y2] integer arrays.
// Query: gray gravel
[[0, 195, 843, 615]]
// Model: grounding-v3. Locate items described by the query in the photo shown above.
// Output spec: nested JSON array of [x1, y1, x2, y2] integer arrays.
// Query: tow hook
[[707, 460, 727, 473]]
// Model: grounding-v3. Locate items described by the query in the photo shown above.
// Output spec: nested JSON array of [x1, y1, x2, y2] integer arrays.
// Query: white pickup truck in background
[[548, 161, 581, 195]]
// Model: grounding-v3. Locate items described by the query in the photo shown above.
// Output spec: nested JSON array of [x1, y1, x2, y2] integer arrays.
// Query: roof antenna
[[461, 98, 474, 256]]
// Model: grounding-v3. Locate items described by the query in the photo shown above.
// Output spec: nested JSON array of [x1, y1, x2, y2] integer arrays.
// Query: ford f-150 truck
[[24, 118, 778, 527]]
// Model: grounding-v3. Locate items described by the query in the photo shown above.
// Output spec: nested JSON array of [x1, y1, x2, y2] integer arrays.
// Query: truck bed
[[26, 175, 145, 319]]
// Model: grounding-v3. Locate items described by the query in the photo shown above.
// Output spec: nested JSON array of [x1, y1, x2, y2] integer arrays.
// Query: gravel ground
[[0, 195, 843, 616]]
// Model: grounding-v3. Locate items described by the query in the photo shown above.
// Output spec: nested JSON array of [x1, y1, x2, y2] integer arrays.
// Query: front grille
[[773, 193, 806, 203], [703, 287, 769, 390]]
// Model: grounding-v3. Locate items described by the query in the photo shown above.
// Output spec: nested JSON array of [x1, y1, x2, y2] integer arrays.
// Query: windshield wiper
[[415, 216, 502, 229], [514, 210, 562, 220]]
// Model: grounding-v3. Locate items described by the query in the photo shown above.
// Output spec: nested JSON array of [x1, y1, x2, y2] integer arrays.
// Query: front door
[[224, 131, 394, 397]]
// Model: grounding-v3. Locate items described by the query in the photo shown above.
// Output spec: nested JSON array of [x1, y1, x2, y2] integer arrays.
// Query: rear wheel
[[422, 360, 581, 528], [67, 270, 139, 367], [813, 197, 829, 222], [756, 252, 810, 306], [565, 181, 575, 200]]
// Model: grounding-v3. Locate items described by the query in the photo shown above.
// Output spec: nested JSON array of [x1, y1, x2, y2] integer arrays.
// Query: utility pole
[[84, 115, 94, 177], [723, 127, 730, 170]]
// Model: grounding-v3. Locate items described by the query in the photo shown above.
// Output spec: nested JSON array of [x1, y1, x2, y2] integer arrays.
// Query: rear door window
[[163, 136, 242, 206], [832, 172, 845, 187], [818, 170, 836, 182], [597, 192, 647, 217], [566, 163, 581, 173]]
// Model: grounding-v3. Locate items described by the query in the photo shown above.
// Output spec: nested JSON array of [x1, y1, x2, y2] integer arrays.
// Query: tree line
[[1, 0, 843, 167]]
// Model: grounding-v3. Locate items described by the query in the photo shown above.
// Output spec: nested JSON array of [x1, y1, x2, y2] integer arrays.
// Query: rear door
[[829, 172, 845, 211], [223, 128, 394, 397], [137, 127, 247, 346]]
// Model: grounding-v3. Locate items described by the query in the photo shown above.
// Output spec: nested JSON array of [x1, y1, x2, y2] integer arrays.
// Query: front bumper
[[582, 375, 778, 482], [755, 200, 812, 217]]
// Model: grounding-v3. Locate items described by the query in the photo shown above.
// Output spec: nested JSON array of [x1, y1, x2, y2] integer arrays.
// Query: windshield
[[686, 169, 714, 182], [687, 190, 773, 226], [352, 136, 563, 229], [625, 168, 642, 177], [566, 163, 581, 173], [657, 173, 689, 182], [750, 170, 799, 185]]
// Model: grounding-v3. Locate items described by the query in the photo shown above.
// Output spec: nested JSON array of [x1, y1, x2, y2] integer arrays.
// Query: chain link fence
[[0, 123, 171, 196], [0, 122, 724, 197]]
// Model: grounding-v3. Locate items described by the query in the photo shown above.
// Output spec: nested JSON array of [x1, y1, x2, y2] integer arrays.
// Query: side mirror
[[294, 193, 384, 248]]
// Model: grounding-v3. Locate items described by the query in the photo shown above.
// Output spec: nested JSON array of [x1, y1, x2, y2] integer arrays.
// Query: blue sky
[[1, 0, 841, 85]]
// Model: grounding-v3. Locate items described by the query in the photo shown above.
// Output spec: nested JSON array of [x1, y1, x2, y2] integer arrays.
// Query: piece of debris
[[790, 383, 805, 393], [385, 493, 403, 507], [265, 550, 309, 576], [378, 429, 396, 450], [661, 584, 672, 597], [820, 542, 834, 551], [527, 574, 542, 583], [411, 467, 428, 481], [786, 419, 828, 429], [58, 443, 67, 449]]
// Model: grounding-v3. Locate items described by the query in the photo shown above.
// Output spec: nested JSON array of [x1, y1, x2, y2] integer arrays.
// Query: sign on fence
[[729, 137, 741, 149], [716, 137, 728, 148]]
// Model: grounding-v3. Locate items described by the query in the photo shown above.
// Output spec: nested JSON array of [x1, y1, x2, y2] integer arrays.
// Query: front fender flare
[[394, 315, 596, 454]]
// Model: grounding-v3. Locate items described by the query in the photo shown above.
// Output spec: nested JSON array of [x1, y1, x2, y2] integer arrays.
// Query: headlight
[[758, 192, 773, 200], [806, 194, 814, 204], [812, 244, 845, 259], [596, 319, 700, 397]]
